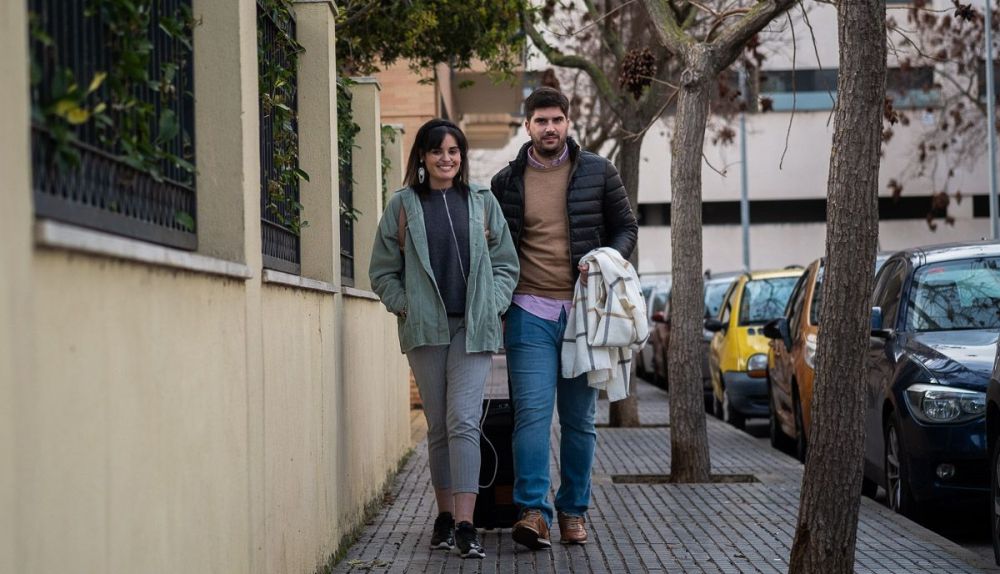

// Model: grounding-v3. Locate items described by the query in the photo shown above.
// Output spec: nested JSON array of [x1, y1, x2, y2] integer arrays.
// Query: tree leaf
[[157, 109, 179, 143], [87, 71, 108, 94], [174, 211, 195, 232], [65, 107, 91, 125]]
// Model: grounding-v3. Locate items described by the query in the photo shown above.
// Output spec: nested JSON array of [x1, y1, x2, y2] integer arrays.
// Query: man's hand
[[578, 262, 589, 284]]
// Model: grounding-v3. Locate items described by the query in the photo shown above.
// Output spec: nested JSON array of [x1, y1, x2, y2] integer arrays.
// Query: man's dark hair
[[524, 87, 569, 120]]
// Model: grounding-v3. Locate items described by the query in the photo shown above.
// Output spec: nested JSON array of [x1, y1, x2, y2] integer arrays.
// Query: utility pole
[[987, 0, 999, 239], [739, 67, 751, 271]]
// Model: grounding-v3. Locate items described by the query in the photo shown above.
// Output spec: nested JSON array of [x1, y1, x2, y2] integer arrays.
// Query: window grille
[[29, 0, 197, 249]]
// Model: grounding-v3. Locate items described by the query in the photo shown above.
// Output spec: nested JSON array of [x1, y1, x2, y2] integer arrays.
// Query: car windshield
[[905, 256, 1000, 332], [704, 279, 735, 318], [738, 276, 799, 325]]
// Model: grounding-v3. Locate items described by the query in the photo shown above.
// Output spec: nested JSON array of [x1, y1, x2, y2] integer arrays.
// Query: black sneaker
[[430, 512, 455, 550], [455, 521, 485, 559]]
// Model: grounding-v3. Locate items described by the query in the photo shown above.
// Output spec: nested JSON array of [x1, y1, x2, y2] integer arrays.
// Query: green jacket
[[369, 185, 520, 354]]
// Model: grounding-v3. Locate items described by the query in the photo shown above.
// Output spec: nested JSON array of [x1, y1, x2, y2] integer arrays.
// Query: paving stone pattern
[[334, 380, 996, 573]]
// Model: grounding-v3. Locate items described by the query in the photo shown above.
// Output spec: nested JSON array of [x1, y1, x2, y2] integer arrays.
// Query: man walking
[[491, 87, 637, 549]]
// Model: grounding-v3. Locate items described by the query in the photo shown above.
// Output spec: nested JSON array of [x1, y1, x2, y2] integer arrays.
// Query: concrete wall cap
[[263, 269, 339, 294], [350, 76, 382, 90], [292, 0, 338, 16], [34, 219, 253, 280]]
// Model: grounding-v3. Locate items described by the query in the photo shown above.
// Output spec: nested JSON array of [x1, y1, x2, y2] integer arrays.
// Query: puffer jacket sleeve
[[368, 194, 408, 316], [601, 160, 638, 260], [484, 191, 519, 316]]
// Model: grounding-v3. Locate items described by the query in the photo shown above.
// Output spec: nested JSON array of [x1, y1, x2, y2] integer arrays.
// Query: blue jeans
[[504, 305, 598, 526]]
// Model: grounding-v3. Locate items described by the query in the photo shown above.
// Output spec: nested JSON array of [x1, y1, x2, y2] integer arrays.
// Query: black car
[[988, 342, 1000, 563], [863, 242, 1000, 520]]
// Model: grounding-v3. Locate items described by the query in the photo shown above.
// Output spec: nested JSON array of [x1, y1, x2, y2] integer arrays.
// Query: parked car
[[764, 259, 822, 461], [863, 242, 1000, 520], [705, 268, 804, 428], [647, 271, 740, 401], [638, 279, 670, 383], [765, 255, 890, 462], [988, 343, 1000, 564]]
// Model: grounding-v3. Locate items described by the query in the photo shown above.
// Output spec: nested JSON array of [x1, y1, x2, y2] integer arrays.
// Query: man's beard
[[532, 134, 565, 158]]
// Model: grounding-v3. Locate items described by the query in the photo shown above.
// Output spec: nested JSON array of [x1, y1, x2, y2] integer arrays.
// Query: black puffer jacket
[[490, 138, 638, 277]]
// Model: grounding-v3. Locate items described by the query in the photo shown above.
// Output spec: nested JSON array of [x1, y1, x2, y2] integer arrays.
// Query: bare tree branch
[[779, 11, 797, 169], [712, 0, 802, 74], [622, 88, 679, 142], [581, 0, 630, 59], [522, 9, 625, 112], [642, 0, 694, 54]]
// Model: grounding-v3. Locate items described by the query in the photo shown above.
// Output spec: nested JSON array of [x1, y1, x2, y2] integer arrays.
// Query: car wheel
[[768, 381, 792, 451], [793, 392, 808, 463], [723, 386, 746, 430], [651, 354, 666, 388], [861, 475, 878, 499], [712, 380, 724, 420], [884, 417, 920, 520], [992, 439, 1000, 565]]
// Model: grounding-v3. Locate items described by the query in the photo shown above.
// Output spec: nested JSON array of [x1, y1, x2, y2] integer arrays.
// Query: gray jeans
[[407, 317, 491, 494]]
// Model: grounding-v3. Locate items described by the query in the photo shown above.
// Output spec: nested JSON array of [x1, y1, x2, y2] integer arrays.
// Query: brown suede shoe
[[511, 509, 551, 550], [557, 512, 588, 545]]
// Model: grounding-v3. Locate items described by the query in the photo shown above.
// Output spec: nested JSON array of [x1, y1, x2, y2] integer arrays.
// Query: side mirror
[[704, 318, 724, 332], [763, 318, 792, 352], [870, 306, 893, 339], [651, 311, 668, 324]]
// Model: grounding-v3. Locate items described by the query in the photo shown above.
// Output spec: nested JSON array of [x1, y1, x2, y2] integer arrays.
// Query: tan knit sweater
[[516, 161, 574, 299]]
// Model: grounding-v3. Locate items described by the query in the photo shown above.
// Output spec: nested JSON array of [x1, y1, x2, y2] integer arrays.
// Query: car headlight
[[904, 383, 986, 424], [804, 334, 817, 370], [747, 353, 768, 377]]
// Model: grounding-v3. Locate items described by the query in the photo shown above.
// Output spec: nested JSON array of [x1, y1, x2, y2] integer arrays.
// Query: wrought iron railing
[[258, 1, 302, 275], [340, 174, 355, 286], [29, 0, 197, 250]]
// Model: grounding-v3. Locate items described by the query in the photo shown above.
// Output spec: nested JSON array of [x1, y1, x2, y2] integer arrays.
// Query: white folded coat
[[561, 247, 649, 402]]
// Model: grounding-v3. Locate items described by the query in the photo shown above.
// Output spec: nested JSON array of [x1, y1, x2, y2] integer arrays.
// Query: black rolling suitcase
[[474, 352, 518, 529]]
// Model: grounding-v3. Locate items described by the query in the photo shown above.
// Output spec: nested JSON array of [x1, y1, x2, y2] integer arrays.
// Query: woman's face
[[422, 133, 461, 188]]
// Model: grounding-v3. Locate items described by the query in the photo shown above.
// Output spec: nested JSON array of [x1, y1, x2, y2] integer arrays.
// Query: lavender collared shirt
[[512, 143, 574, 322]]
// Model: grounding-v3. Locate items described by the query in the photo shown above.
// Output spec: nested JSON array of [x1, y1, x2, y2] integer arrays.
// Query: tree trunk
[[788, 0, 885, 570], [667, 52, 712, 483], [609, 125, 645, 427]]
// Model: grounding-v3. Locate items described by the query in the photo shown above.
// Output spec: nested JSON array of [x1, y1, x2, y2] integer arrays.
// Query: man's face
[[525, 106, 569, 158]]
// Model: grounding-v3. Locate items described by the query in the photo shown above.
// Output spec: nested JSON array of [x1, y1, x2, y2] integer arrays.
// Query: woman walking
[[369, 119, 519, 559]]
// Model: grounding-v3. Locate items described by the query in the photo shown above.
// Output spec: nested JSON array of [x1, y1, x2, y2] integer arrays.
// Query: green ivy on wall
[[29, 0, 195, 186], [258, 0, 309, 235], [337, 76, 362, 222], [380, 124, 397, 208]]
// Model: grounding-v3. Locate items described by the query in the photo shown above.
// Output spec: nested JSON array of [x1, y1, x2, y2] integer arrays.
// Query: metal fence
[[258, 1, 301, 275], [29, 0, 197, 250], [340, 174, 355, 286]]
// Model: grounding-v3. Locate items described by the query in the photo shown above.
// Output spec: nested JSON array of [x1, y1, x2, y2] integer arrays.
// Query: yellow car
[[705, 268, 805, 429]]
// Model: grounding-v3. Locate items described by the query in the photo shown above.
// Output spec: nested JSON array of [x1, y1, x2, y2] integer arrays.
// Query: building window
[[759, 68, 838, 111], [29, 0, 197, 249], [887, 66, 941, 108], [258, 1, 302, 275]]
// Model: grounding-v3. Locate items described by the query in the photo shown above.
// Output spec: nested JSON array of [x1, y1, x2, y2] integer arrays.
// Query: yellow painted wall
[[4, 1, 412, 572], [21, 254, 251, 573], [1, 1, 31, 572]]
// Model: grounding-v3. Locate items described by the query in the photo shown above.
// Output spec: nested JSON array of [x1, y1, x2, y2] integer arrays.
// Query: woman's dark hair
[[404, 118, 470, 195], [524, 87, 570, 120]]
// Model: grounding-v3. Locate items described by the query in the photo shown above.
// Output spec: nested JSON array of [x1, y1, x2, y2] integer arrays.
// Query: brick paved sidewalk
[[334, 380, 998, 573]]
